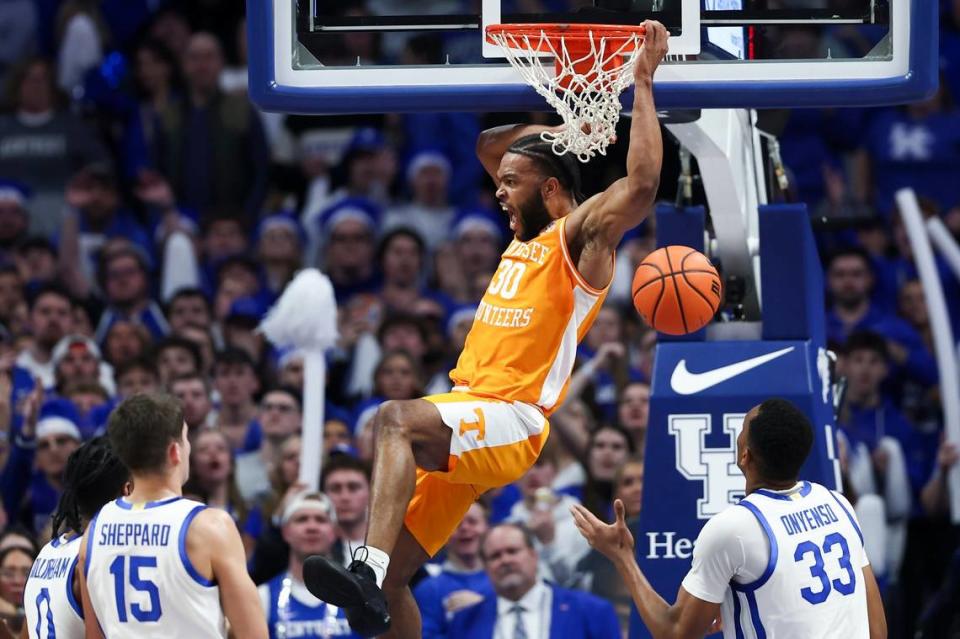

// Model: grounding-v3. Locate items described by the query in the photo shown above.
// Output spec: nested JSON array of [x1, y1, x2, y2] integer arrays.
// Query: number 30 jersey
[[25, 534, 84, 639], [682, 481, 870, 639], [450, 216, 611, 415], [85, 497, 227, 638]]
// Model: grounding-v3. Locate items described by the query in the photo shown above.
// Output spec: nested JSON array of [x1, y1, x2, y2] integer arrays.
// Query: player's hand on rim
[[570, 499, 635, 564], [634, 20, 669, 85]]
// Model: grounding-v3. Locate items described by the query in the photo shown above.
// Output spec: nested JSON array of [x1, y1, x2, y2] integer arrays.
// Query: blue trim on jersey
[[827, 490, 864, 545], [732, 592, 745, 639], [114, 495, 183, 510], [754, 481, 811, 501], [67, 553, 84, 619], [179, 505, 216, 587], [84, 512, 99, 578], [732, 501, 779, 591], [745, 591, 767, 639]]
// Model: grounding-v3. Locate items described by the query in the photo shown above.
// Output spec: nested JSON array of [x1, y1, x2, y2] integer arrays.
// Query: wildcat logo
[[669, 413, 747, 519]]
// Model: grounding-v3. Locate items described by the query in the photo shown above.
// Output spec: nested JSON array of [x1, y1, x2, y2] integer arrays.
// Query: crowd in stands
[[0, 0, 958, 637]]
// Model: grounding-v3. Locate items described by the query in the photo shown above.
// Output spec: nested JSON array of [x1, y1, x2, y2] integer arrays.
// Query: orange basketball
[[632, 246, 722, 335]]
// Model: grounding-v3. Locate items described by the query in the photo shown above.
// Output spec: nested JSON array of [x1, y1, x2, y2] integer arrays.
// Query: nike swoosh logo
[[670, 347, 796, 395]]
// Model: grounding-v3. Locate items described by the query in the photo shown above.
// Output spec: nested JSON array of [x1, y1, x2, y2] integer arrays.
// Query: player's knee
[[374, 400, 411, 437]]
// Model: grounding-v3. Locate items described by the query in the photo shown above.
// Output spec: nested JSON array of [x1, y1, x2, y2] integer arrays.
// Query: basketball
[[632, 246, 722, 335]]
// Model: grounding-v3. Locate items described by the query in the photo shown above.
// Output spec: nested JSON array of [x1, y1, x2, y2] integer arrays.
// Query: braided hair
[[506, 134, 586, 204], [51, 436, 130, 538]]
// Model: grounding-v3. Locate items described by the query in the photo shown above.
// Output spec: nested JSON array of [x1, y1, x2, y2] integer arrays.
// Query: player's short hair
[[478, 523, 537, 562], [843, 330, 888, 361], [107, 393, 185, 474], [51, 436, 129, 537], [747, 398, 813, 483], [506, 134, 585, 203]]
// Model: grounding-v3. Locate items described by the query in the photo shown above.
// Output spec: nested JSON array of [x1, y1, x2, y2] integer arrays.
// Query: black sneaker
[[303, 555, 391, 637]]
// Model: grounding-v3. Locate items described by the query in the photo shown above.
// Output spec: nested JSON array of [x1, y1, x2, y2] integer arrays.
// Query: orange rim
[[485, 23, 645, 52]]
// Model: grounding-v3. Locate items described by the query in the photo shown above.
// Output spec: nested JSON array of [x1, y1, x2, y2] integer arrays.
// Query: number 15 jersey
[[682, 481, 870, 639], [85, 496, 227, 638]]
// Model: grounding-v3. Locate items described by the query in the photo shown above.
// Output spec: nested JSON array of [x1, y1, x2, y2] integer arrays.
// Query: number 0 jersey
[[25, 534, 84, 639], [450, 216, 611, 415], [85, 496, 227, 638], [683, 481, 870, 639]]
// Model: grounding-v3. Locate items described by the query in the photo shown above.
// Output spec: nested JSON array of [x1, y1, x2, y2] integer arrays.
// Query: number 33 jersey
[[682, 481, 870, 639], [450, 217, 611, 415], [85, 497, 227, 638]]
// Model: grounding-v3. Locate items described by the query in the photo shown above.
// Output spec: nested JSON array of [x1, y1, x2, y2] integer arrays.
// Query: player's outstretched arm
[[476, 123, 564, 182], [190, 508, 269, 639], [863, 565, 887, 639], [571, 500, 720, 639], [566, 21, 667, 250]]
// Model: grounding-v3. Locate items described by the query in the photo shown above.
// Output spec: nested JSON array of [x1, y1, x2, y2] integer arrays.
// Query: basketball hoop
[[486, 23, 645, 162]]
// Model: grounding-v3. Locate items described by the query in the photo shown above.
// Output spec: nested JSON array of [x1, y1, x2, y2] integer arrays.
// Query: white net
[[488, 26, 643, 163]]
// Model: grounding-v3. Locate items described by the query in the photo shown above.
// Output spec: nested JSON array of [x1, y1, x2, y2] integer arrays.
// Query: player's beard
[[516, 189, 553, 242]]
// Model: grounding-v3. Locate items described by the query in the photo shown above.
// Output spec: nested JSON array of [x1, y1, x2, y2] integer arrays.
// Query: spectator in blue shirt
[[258, 490, 361, 639], [93, 243, 169, 343], [825, 247, 938, 393], [0, 395, 81, 533], [415, 502, 493, 639]]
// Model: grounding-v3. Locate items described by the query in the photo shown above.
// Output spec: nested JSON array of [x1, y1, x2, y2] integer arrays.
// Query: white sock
[[363, 545, 390, 589]]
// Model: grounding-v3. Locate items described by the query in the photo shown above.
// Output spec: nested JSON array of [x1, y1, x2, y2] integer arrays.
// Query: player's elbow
[[628, 174, 660, 205]]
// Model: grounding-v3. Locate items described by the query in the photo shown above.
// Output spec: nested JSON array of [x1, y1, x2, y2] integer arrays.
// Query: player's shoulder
[[190, 505, 237, 536], [695, 502, 764, 551]]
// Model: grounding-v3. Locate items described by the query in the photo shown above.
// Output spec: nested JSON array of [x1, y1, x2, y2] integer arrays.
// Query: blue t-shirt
[[414, 566, 494, 639], [863, 108, 960, 215], [261, 572, 362, 639]]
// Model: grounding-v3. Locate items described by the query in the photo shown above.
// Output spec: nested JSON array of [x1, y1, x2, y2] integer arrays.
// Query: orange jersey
[[450, 216, 611, 415]]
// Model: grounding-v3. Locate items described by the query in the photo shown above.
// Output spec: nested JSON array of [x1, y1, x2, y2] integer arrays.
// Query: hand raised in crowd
[[571, 499, 635, 567], [0, 372, 11, 436], [135, 170, 177, 210], [65, 170, 96, 210], [527, 506, 557, 545], [936, 440, 959, 474], [19, 381, 43, 440]]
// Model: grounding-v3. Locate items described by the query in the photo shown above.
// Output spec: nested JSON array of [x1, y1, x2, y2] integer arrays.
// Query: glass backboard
[[247, 0, 937, 114]]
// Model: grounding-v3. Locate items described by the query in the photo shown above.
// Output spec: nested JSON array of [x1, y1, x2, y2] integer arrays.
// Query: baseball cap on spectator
[[451, 208, 504, 242], [36, 398, 82, 442], [346, 127, 387, 155], [225, 296, 266, 329], [52, 335, 101, 368], [318, 198, 380, 240], [328, 443, 360, 459], [0, 180, 30, 209], [255, 212, 305, 247], [405, 151, 451, 185], [280, 490, 338, 526]]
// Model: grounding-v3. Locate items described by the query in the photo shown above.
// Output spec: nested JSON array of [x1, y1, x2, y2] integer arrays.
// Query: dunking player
[[305, 21, 670, 639]]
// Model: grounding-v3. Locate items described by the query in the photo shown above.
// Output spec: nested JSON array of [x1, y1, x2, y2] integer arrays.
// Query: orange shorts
[[403, 391, 549, 557]]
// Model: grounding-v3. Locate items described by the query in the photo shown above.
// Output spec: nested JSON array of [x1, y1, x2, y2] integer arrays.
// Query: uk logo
[[669, 413, 747, 519]]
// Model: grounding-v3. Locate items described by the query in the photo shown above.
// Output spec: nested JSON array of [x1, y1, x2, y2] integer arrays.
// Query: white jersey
[[85, 496, 227, 638], [24, 534, 84, 639], [682, 481, 870, 639]]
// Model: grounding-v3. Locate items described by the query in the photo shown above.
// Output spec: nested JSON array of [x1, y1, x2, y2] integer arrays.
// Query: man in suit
[[450, 523, 619, 639]]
